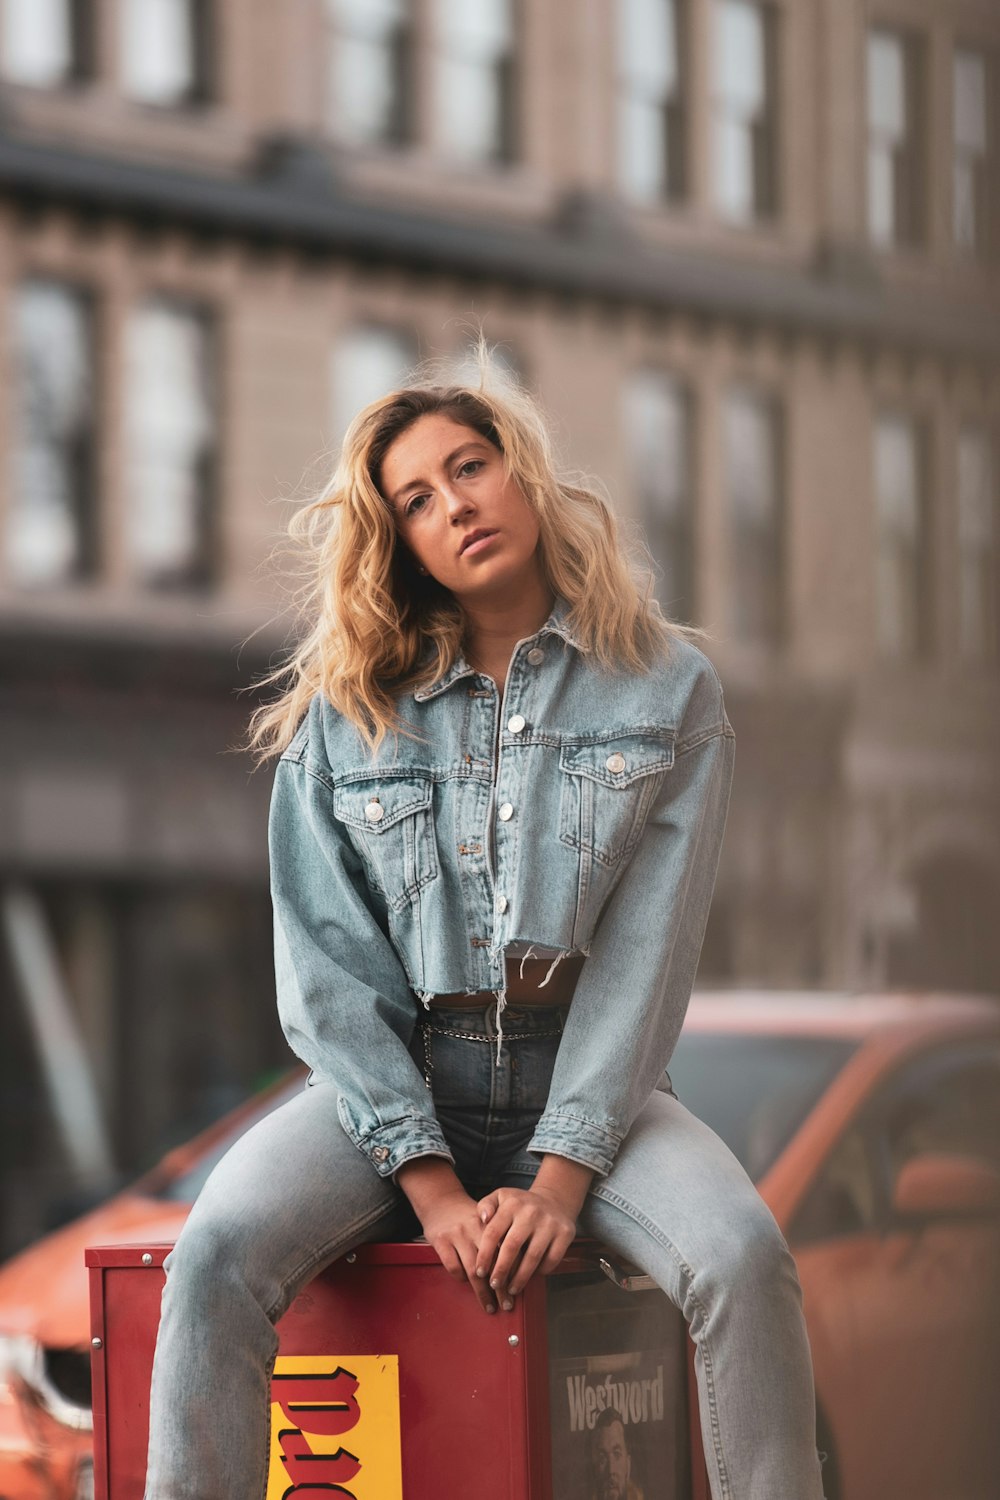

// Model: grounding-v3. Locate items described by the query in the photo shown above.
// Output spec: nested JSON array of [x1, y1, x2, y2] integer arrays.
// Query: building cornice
[[0, 130, 996, 363]]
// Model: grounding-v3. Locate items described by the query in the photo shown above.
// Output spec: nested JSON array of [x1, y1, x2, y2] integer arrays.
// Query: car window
[[665, 1033, 859, 1182], [791, 1042, 1000, 1244], [790, 1126, 879, 1246], [155, 1074, 306, 1203], [879, 1049, 1000, 1195]]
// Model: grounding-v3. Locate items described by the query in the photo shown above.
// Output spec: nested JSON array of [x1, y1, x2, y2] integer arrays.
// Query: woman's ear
[[397, 541, 428, 576]]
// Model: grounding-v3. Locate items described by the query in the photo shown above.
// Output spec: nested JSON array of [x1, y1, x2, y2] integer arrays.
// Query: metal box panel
[[87, 1241, 709, 1500]]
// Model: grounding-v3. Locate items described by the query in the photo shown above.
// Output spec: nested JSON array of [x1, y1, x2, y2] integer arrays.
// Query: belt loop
[[485, 998, 498, 1041]]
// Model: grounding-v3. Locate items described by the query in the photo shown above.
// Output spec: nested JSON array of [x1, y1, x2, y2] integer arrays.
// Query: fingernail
[[480, 1211, 489, 1223], [486, 1304, 496, 1314], [503, 1300, 514, 1312], [490, 1280, 498, 1290], [476, 1268, 486, 1278]]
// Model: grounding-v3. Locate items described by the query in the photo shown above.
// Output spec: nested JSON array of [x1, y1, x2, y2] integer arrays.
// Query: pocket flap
[[333, 775, 433, 832], [559, 730, 675, 788]]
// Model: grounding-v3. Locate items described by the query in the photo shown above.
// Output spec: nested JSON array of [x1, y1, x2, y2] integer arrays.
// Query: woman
[[143, 363, 827, 1499]]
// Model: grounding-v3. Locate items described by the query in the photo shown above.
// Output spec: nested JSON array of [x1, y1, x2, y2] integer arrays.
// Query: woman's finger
[[477, 1191, 499, 1225], [474, 1203, 515, 1279], [455, 1234, 498, 1314], [537, 1233, 575, 1278], [511, 1228, 575, 1293], [489, 1230, 529, 1298], [506, 1236, 550, 1298], [433, 1242, 466, 1283]]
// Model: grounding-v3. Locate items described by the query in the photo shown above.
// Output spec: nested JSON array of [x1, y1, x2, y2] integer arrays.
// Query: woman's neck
[[461, 585, 554, 690]]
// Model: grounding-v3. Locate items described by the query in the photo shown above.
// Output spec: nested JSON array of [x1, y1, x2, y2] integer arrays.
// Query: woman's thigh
[[577, 1091, 795, 1308], [165, 1078, 415, 1319]]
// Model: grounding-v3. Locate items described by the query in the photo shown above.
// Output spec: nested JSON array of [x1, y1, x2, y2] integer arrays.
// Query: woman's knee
[[696, 1200, 799, 1305], [161, 1161, 402, 1323], [162, 1203, 271, 1312]]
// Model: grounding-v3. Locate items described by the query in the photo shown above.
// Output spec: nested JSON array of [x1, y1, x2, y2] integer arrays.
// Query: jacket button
[[498, 802, 514, 821], [605, 752, 626, 774], [364, 799, 385, 822], [527, 648, 545, 665], [507, 714, 526, 733], [372, 1146, 390, 1163], [495, 894, 509, 913]]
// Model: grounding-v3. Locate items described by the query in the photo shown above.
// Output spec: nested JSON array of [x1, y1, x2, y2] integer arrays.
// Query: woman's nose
[[443, 487, 475, 519]]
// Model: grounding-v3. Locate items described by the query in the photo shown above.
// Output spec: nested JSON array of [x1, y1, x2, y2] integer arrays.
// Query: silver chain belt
[[415, 1014, 564, 1085]]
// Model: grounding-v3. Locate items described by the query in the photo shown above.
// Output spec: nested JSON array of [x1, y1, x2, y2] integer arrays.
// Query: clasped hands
[[396, 1156, 594, 1315]]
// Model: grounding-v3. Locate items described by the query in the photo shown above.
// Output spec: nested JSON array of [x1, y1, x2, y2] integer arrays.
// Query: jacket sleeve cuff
[[526, 1111, 623, 1179], [337, 1099, 456, 1180]]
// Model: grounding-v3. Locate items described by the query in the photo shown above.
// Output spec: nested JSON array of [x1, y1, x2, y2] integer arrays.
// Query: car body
[[1, 988, 998, 1500], [664, 990, 1000, 1500]]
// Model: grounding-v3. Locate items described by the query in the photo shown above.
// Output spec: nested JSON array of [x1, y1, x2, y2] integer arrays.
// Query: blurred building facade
[[0, 0, 997, 1254]]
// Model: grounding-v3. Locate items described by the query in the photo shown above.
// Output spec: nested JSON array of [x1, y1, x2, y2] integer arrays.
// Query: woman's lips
[[461, 531, 499, 557]]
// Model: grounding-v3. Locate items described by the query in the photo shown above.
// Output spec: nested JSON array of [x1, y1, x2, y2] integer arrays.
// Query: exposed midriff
[[426, 952, 586, 1009]]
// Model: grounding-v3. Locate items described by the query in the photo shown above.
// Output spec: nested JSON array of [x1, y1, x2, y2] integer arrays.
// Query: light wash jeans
[[144, 1002, 828, 1500]]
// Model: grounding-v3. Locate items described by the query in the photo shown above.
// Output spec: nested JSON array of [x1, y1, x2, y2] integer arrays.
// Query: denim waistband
[[417, 999, 570, 1042]]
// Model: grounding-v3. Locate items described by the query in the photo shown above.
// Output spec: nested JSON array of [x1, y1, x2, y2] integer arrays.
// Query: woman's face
[[380, 412, 544, 606]]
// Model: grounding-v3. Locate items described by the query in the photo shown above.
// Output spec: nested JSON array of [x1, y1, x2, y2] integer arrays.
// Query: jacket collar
[[412, 595, 583, 702]]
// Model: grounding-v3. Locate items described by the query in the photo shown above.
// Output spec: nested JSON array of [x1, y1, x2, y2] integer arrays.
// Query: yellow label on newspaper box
[[265, 1355, 402, 1500]]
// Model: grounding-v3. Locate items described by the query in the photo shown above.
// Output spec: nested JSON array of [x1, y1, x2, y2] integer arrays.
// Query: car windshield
[[666, 1032, 860, 1182], [155, 1075, 306, 1203]]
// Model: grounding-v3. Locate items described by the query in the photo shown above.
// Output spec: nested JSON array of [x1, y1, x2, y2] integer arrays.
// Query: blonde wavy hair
[[246, 339, 712, 763]]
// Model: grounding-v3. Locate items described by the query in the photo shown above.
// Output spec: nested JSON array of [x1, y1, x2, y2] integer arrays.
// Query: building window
[[6, 280, 95, 586], [1, 0, 88, 86], [330, 324, 417, 450], [120, 0, 210, 106], [616, 0, 685, 204], [957, 427, 997, 662], [874, 414, 928, 659], [724, 386, 783, 644], [867, 29, 922, 248], [123, 299, 215, 587], [431, 0, 516, 164], [712, 0, 776, 223], [325, 0, 412, 147], [623, 369, 695, 620], [953, 47, 993, 257]]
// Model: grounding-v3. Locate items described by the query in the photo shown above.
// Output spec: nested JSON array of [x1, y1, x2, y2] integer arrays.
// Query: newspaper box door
[[546, 1263, 693, 1500]]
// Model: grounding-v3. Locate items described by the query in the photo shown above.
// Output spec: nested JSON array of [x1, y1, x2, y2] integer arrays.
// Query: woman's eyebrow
[[390, 442, 489, 504]]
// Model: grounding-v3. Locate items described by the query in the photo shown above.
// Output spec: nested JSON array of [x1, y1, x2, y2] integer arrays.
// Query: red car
[[1, 989, 998, 1500]]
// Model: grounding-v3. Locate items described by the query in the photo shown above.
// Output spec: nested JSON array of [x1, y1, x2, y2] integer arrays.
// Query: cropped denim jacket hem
[[268, 594, 735, 1181]]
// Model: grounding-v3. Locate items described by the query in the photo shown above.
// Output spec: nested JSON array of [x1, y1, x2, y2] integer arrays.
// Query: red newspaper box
[[87, 1240, 710, 1500]]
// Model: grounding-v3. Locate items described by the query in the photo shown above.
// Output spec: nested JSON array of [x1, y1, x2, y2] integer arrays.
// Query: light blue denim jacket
[[268, 596, 735, 1182]]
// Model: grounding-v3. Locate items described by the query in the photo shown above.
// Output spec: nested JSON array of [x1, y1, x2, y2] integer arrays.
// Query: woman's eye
[[404, 461, 483, 516]]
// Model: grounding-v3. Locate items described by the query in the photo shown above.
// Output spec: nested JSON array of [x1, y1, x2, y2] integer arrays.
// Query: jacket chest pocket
[[333, 774, 438, 912], [558, 731, 675, 869]]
